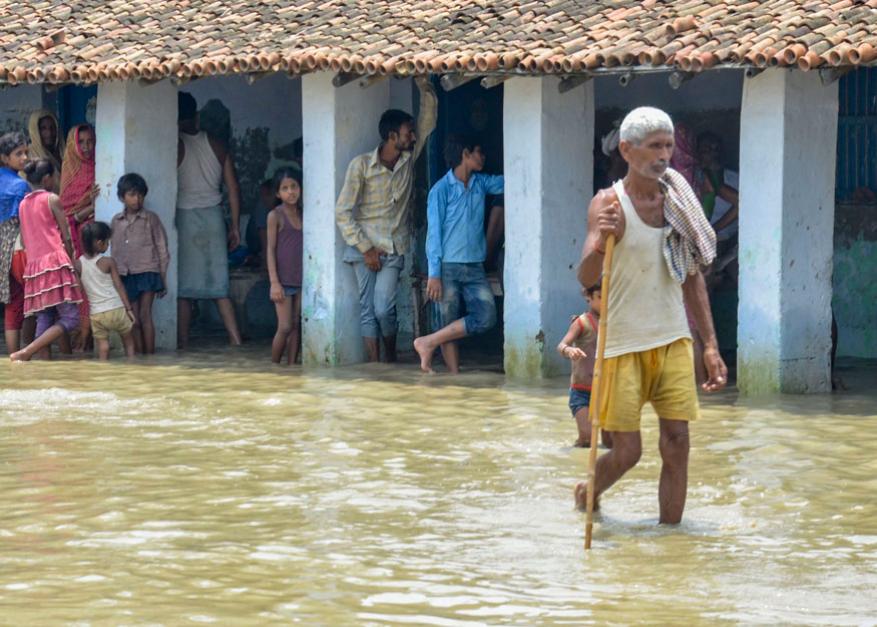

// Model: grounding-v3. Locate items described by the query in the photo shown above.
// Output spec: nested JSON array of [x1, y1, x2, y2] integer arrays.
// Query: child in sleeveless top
[[557, 282, 612, 449], [76, 221, 135, 360], [11, 159, 84, 361], [266, 167, 303, 365]]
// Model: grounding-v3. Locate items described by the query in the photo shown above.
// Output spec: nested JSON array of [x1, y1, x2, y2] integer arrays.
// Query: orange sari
[[58, 125, 96, 347]]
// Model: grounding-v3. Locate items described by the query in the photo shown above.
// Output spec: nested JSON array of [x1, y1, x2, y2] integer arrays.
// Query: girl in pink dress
[[11, 159, 83, 361]]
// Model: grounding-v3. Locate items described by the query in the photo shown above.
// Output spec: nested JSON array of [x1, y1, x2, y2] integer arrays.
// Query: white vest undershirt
[[177, 131, 223, 209], [603, 180, 691, 358]]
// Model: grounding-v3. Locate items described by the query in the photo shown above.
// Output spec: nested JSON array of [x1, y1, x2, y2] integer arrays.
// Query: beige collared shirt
[[335, 81, 437, 255], [110, 208, 170, 276]]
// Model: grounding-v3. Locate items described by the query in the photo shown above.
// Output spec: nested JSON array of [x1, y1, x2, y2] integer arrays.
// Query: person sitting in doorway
[[176, 91, 242, 349], [696, 131, 739, 280], [27, 109, 65, 177], [414, 134, 503, 374]]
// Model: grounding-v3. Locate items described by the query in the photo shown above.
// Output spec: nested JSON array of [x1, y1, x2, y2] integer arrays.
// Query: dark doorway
[[415, 79, 505, 366]]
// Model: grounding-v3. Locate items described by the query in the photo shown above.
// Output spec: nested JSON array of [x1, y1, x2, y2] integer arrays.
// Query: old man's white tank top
[[603, 180, 691, 358]]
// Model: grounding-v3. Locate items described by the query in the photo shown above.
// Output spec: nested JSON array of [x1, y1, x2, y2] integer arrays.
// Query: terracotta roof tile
[[1, 0, 877, 84]]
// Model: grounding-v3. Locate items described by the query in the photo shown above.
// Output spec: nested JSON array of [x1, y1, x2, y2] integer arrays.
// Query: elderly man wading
[[575, 107, 727, 524]]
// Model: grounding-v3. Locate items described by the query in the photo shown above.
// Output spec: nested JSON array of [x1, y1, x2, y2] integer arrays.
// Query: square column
[[503, 77, 594, 378], [738, 69, 838, 394], [94, 80, 178, 350], [301, 72, 390, 366]]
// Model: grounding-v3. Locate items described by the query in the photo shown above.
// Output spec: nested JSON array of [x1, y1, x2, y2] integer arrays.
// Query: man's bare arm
[[682, 270, 728, 391], [577, 188, 624, 288]]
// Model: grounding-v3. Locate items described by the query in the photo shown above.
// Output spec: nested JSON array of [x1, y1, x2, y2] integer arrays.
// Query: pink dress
[[18, 190, 83, 315]]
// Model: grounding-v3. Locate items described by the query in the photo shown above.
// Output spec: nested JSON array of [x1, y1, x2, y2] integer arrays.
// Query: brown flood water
[[0, 347, 875, 624]]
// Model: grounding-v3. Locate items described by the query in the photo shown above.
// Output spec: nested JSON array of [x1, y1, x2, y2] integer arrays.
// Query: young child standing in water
[[266, 167, 303, 365], [12, 159, 83, 361], [557, 282, 612, 449], [76, 221, 136, 360], [110, 173, 170, 354]]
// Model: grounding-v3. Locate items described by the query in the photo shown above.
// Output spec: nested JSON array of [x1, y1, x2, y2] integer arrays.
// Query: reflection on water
[[0, 348, 875, 623]]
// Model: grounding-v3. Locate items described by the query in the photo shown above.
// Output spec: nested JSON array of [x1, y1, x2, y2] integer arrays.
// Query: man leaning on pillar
[[335, 76, 437, 363]]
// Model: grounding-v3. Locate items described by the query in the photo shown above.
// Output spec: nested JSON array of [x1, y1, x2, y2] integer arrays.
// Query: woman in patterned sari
[[59, 124, 99, 351]]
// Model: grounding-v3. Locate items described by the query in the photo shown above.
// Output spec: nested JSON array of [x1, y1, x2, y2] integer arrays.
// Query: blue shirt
[[426, 169, 504, 277], [0, 167, 29, 223]]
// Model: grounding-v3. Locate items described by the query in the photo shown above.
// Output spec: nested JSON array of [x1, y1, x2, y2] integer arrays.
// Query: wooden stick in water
[[584, 233, 616, 550]]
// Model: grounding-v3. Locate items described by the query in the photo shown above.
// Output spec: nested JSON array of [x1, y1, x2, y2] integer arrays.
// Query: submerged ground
[[0, 347, 874, 624]]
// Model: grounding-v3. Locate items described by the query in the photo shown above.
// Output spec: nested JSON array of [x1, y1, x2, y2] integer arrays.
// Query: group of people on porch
[[0, 79, 738, 370]]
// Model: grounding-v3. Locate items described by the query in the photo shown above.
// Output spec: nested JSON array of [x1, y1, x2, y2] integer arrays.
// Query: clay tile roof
[[2, 0, 877, 85]]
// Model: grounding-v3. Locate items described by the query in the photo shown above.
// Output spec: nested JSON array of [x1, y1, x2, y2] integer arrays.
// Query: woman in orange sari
[[59, 124, 99, 350]]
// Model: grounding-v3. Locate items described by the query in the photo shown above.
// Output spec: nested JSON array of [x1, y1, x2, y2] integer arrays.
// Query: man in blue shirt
[[413, 134, 503, 373]]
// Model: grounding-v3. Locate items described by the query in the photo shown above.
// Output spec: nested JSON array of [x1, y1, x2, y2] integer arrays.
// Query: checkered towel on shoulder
[[659, 167, 716, 283]]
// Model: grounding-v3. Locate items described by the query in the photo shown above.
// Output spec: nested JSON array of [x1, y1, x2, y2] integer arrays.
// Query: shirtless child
[[557, 283, 612, 449]]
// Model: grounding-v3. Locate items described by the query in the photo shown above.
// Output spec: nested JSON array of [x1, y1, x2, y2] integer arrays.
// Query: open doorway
[[413, 78, 506, 369]]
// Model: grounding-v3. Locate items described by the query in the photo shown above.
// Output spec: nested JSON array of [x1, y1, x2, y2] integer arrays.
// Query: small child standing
[[76, 221, 135, 360], [12, 159, 83, 361], [110, 173, 170, 354], [266, 167, 303, 365], [557, 283, 612, 449]]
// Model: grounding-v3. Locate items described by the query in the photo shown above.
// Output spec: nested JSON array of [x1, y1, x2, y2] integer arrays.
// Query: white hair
[[619, 107, 674, 145]]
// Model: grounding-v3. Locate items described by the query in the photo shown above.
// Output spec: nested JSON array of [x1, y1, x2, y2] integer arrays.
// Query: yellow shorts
[[596, 338, 699, 432], [90, 307, 133, 340]]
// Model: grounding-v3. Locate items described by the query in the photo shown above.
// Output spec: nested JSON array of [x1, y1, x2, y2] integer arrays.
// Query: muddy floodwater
[[0, 347, 875, 624]]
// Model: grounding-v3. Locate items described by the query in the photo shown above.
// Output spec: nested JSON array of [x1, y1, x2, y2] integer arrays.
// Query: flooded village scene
[[1, 1, 876, 624]]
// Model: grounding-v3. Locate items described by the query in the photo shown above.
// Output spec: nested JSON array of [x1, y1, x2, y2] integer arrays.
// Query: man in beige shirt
[[335, 77, 437, 362]]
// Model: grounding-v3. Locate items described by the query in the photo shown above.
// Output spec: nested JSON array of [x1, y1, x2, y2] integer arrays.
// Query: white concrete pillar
[[738, 69, 838, 394], [94, 80, 178, 350], [503, 77, 594, 378], [389, 78, 416, 351], [301, 72, 390, 366]]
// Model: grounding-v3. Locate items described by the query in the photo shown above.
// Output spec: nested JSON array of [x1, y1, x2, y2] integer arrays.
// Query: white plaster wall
[[389, 77, 417, 348], [301, 73, 390, 366], [503, 77, 593, 378], [779, 72, 837, 392], [0, 85, 43, 132], [738, 69, 836, 394], [738, 72, 784, 392], [94, 80, 179, 350]]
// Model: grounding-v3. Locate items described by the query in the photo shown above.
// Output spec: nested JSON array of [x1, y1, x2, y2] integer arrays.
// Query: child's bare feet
[[413, 337, 435, 373], [574, 481, 599, 512], [573, 437, 591, 448], [10, 349, 31, 362]]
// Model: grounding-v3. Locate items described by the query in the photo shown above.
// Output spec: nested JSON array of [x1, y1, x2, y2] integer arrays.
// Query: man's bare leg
[[439, 341, 460, 374], [658, 418, 689, 524], [574, 430, 642, 510], [363, 337, 380, 362], [413, 319, 467, 373], [215, 298, 242, 345]]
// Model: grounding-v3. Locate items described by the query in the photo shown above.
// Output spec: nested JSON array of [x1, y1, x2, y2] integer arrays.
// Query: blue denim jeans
[[435, 262, 496, 336], [343, 246, 405, 338]]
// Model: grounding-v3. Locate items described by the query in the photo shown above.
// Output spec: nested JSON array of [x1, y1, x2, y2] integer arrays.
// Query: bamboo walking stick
[[584, 233, 616, 550]]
